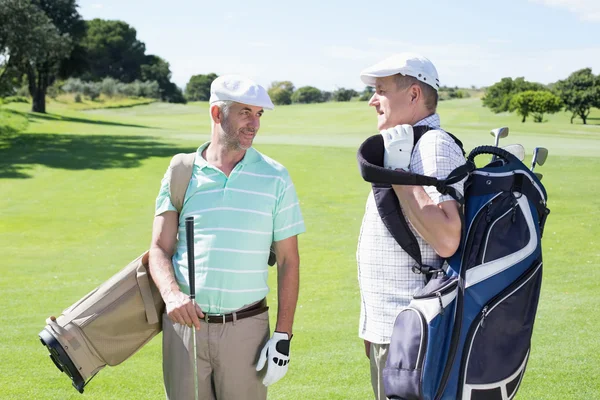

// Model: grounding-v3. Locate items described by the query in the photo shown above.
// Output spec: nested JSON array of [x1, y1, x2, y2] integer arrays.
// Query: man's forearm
[[392, 184, 461, 257], [149, 247, 181, 299], [275, 259, 299, 336]]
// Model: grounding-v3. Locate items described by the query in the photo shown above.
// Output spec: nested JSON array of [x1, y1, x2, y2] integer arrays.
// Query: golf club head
[[490, 127, 509, 139], [534, 172, 543, 181], [502, 144, 525, 162], [490, 127, 510, 158], [535, 147, 548, 166], [531, 147, 549, 170]]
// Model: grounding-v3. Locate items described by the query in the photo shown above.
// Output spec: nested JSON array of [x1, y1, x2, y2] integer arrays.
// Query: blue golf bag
[[357, 136, 550, 400]]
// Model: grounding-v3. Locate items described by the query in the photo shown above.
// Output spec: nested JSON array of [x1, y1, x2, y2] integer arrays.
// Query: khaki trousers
[[162, 310, 270, 400], [370, 343, 389, 400]]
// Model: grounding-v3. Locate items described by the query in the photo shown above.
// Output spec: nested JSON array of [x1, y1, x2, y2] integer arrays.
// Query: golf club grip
[[185, 216, 195, 298], [468, 145, 518, 164]]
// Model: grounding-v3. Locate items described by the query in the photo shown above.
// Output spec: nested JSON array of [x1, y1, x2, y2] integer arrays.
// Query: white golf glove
[[381, 124, 414, 171], [256, 331, 292, 386]]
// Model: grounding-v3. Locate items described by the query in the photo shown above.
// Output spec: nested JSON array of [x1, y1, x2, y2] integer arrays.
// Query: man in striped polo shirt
[[149, 75, 305, 400]]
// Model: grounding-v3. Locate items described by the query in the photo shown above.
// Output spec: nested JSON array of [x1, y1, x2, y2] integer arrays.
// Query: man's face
[[368, 75, 413, 130], [219, 103, 264, 150]]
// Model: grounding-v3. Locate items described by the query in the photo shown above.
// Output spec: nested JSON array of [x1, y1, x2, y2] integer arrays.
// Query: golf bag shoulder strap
[[168, 153, 196, 214], [365, 126, 466, 276]]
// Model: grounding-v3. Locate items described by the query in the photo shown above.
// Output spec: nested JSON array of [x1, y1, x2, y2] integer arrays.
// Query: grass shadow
[[0, 133, 195, 178], [27, 111, 155, 129], [1, 108, 155, 129]]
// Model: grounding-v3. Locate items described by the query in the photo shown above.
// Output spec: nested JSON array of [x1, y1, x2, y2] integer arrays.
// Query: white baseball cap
[[209, 74, 274, 110], [360, 53, 440, 91]]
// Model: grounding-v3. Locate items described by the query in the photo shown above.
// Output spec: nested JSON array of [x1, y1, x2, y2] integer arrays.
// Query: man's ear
[[410, 84, 421, 104], [210, 104, 222, 124]]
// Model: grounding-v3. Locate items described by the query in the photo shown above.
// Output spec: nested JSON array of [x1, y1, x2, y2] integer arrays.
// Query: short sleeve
[[155, 167, 177, 215], [273, 173, 305, 241], [410, 130, 466, 204]]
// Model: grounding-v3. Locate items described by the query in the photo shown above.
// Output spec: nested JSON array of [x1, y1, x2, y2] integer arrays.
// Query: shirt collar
[[194, 142, 260, 169], [414, 113, 441, 129]]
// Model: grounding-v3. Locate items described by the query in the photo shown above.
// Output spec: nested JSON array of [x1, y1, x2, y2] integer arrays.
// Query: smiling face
[[217, 102, 264, 150], [368, 75, 416, 131]]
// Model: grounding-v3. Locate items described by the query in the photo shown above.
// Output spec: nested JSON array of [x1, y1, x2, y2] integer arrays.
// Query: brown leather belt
[[204, 298, 268, 324]]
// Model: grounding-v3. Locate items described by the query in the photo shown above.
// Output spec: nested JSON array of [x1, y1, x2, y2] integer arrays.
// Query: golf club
[[530, 147, 549, 171], [490, 127, 509, 161], [502, 144, 525, 162], [535, 172, 543, 181], [185, 216, 199, 400]]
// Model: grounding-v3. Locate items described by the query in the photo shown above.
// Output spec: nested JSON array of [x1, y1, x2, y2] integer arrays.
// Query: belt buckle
[[205, 313, 226, 324]]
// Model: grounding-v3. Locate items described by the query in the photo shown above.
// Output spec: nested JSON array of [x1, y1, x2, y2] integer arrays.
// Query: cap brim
[[209, 94, 274, 110]]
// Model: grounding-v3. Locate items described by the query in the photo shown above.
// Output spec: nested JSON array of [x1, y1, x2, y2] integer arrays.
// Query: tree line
[[482, 69, 600, 124], [185, 78, 469, 105]]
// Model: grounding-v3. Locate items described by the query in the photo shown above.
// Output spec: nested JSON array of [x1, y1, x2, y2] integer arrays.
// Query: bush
[[101, 78, 118, 97], [47, 81, 63, 99], [3, 96, 29, 104], [62, 78, 84, 94], [74, 94, 82, 103], [332, 88, 358, 102], [292, 86, 324, 104], [82, 82, 102, 100], [139, 81, 160, 99], [361, 86, 374, 101], [268, 81, 294, 105]]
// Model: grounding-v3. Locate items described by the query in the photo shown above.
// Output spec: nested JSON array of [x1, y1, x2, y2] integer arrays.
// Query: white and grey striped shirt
[[357, 113, 465, 344]]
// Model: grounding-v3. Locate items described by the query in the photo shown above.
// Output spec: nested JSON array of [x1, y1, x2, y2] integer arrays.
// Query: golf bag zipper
[[434, 194, 501, 400], [456, 261, 543, 399]]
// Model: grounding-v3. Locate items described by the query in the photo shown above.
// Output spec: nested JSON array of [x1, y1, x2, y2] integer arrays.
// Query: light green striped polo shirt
[[155, 142, 305, 314]]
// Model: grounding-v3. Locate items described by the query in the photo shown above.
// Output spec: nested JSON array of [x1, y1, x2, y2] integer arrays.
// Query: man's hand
[[381, 124, 414, 171], [364, 339, 371, 359], [256, 331, 292, 386], [163, 289, 204, 331]]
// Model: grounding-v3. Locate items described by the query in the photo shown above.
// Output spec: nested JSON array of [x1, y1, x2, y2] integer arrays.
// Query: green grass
[[1, 98, 599, 399]]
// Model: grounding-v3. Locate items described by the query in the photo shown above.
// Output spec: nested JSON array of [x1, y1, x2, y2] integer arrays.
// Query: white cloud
[[530, 0, 600, 22], [91, 3, 103, 8]]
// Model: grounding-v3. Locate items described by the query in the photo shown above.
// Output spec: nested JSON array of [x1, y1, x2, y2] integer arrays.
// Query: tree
[[332, 88, 358, 102], [321, 91, 332, 102], [482, 77, 546, 113], [141, 55, 185, 103], [291, 86, 323, 104], [510, 90, 562, 123], [554, 68, 600, 125], [185, 73, 218, 101], [0, 0, 59, 99], [267, 81, 294, 105], [81, 19, 146, 83], [0, 0, 81, 112], [359, 86, 374, 101], [24, 0, 84, 113]]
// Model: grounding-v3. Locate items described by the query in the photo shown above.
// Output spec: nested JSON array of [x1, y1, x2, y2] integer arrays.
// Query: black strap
[[361, 126, 467, 276], [357, 125, 474, 276]]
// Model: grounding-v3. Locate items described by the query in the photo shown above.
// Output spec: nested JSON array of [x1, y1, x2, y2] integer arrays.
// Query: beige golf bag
[[38, 153, 195, 393]]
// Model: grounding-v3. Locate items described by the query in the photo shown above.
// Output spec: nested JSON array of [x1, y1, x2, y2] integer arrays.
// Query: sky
[[76, 0, 600, 91]]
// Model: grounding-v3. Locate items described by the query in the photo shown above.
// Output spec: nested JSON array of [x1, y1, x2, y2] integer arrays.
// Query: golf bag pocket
[[384, 276, 458, 400], [460, 261, 543, 400]]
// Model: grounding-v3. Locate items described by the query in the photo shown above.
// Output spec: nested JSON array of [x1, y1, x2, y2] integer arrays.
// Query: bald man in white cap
[[149, 75, 305, 400], [356, 54, 465, 399]]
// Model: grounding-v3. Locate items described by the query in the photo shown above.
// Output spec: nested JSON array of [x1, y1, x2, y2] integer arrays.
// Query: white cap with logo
[[360, 53, 440, 92], [209, 74, 274, 110]]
